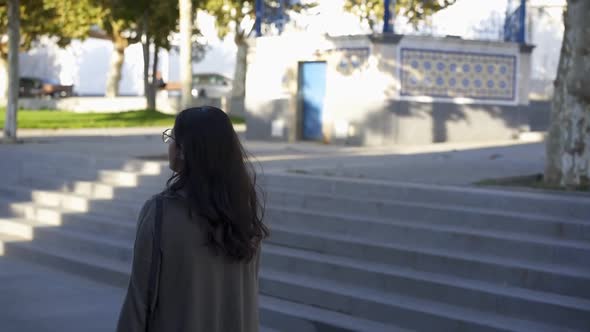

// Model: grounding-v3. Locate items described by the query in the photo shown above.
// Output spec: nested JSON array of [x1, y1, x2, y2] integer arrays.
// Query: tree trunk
[[227, 32, 248, 115], [142, 39, 151, 108], [147, 44, 159, 110], [105, 45, 125, 97], [232, 35, 248, 99], [0, 55, 8, 105], [141, 13, 151, 109], [4, 0, 20, 142], [105, 25, 128, 98], [179, 0, 193, 110], [544, 0, 590, 188]]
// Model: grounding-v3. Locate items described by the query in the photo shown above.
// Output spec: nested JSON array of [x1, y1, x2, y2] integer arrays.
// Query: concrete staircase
[[0, 158, 589, 332]]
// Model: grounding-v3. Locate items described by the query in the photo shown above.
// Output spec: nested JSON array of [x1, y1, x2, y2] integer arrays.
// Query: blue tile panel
[[400, 48, 517, 102], [324, 47, 370, 74]]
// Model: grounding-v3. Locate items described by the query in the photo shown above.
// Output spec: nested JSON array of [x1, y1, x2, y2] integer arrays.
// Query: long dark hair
[[166, 106, 268, 262]]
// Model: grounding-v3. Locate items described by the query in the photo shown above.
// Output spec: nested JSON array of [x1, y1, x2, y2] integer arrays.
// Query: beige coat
[[117, 193, 260, 332]]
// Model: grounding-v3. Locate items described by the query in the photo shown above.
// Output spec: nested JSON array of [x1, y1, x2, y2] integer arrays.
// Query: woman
[[117, 106, 268, 332]]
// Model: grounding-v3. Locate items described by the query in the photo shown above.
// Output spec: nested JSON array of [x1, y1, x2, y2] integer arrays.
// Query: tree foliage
[[91, 0, 182, 49], [204, 0, 248, 39], [205, 0, 315, 40], [0, 0, 103, 57], [201, 0, 314, 101], [344, 0, 457, 30]]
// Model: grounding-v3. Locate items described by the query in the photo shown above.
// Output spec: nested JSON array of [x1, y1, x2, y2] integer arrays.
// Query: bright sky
[[302, 0, 563, 37], [301, 0, 511, 37], [193, 0, 565, 77], [196, 0, 543, 40], [193, 0, 512, 75]]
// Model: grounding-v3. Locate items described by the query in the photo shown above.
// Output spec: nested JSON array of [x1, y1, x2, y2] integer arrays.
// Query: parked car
[[191, 73, 232, 98], [19, 77, 74, 98], [159, 73, 233, 99]]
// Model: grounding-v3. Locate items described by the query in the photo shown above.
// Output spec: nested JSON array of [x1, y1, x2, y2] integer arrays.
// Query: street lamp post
[[255, 0, 264, 37], [383, 0, 395, 34]]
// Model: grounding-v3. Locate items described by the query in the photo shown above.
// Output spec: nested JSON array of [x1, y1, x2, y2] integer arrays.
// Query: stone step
[[4, 181, 588, 247], [269, 224, 590, 299], [9, 177, 159, 203], [8, 180, 590, 260], [4, 179, 129, 210], [6, 201, 129, 227], [266, 189, 589, 240], [30, 190, 93, 212], [7, 151, 165, 176], [0, 218, 39, 239], [259, 296, 404, 332], [0, 234, 402, 332], [13, 171, 167, 206], [0, 194, 138, 244], [3, 191, 142, 224], [1, 204, 588, 301], [25, 179, 588, 246], [267, 206, 590, 268], [0, 232, 130, 287], [260, 269, 583, 332], [0, 213, 134, 242], [63, 180, 154, 201], [97, 170, 168, 188], [1, 229, 585, 331], [0, 233, 29, 255], [15, 221, 133, 263], [1, 220, 587, 330], [89, 173, 590, 226], [2, 158, 589, 330], [14, 166, 590, 224], [15, 160, 169, 190], [262, 245, 590, 330], [26, 158, 166, 177], [269, 206, 590, 264], [6, 192, 590, 271], [260, 173, 590, 220], [2, 194, 589, 270]]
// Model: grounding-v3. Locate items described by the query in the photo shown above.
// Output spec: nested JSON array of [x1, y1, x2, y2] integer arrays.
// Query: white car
[[191, 73, 232, 98]]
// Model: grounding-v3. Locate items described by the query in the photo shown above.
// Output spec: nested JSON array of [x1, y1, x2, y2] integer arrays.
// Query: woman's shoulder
[[151, 190, 193, 216], [156, 188, 188, 200], [138, 194, 160, 215], [137, 192, 178, 221], [136, 191, 188, 230]]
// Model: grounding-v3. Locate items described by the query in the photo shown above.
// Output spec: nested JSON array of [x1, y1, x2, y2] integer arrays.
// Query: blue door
[[301, 62, 327, 140]]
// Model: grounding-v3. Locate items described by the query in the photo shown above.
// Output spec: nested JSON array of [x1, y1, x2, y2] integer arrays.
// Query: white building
[[0, 0, 566, 100]]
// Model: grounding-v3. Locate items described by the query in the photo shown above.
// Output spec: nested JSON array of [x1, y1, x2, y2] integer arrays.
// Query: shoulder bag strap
[[146, 196, 163, 331]]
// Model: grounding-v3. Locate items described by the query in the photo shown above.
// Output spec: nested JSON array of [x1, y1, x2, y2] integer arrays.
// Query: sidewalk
[[1, 127, 547, 186], [9, 124, 246, 139], [285, 141, 547, 186], [0, 257, 124, 332]]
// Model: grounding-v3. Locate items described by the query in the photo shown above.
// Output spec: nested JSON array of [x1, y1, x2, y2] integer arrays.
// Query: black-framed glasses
[[162, 128, 174, 143]]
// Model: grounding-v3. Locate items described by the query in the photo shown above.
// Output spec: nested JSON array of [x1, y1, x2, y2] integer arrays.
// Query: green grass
[[0, 108, 244, 129], [475, 174, 589, 192]]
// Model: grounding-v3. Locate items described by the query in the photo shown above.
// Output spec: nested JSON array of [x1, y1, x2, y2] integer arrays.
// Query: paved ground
[[293, 142, 546, 185], [0, 256, 124, 332], [2, 127, 546, 185], [0, 128, 554, 331]]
